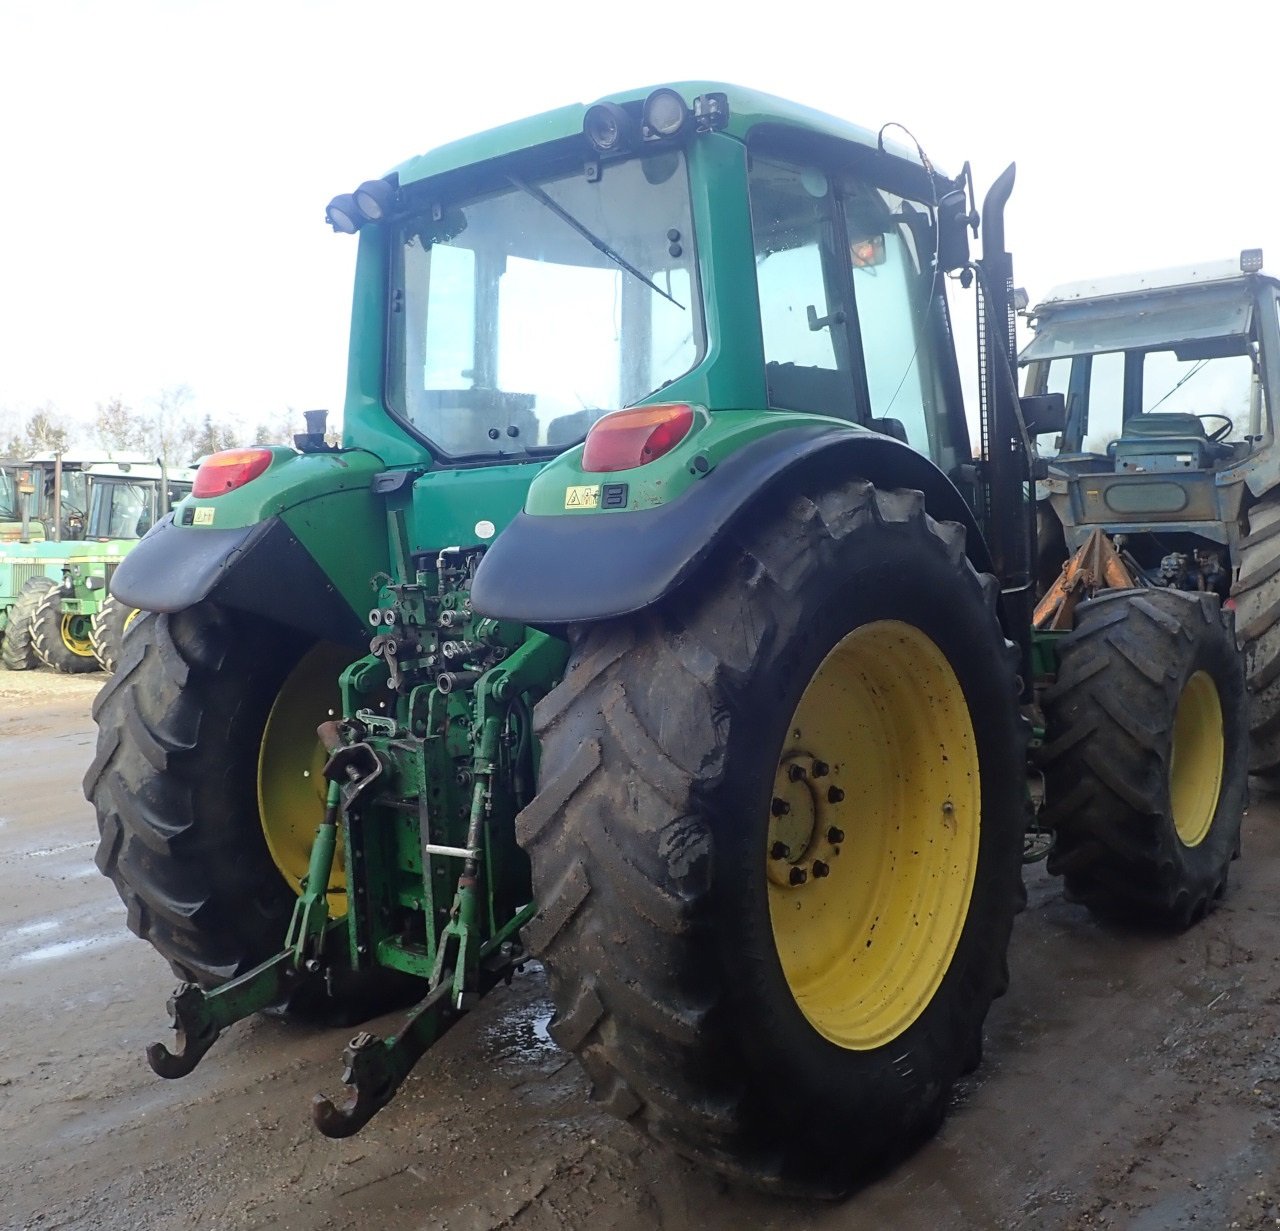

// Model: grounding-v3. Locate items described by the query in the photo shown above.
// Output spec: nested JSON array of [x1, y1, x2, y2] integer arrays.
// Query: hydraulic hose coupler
[[437, 669, 482, 694]]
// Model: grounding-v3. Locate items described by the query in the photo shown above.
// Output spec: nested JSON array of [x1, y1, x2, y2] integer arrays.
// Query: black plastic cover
[[471, 424, 990, 625], [111, 513, 367, 645]]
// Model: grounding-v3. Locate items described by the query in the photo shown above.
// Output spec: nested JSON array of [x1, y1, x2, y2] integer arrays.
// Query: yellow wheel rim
[[122, 607, 141, 634], [1170, 670, 1224, 847], [767, 620, 981, 1051], [257, 643, 351, 915], [60, 613, 95, 657]]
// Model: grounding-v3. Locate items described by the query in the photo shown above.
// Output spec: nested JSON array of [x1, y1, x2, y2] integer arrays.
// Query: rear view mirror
[[937, 189, 971, 272], [1021, 393, 1066, 435]]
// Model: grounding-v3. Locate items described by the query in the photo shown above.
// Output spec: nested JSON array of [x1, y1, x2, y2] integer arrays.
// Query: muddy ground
[[2, 671, 1279, 1231]]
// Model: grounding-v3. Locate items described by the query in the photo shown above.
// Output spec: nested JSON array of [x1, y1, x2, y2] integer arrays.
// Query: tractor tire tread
[[519, 480, 1025, 1195], [1, 577, 56, 671], [1042, 588, 1246, 925], [32, 587, 100, 673], [84, 605, 297, 986], [1232, 492, 1280, 772]]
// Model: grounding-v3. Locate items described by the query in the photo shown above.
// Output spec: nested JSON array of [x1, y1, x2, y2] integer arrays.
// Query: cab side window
[[747, 149, 963, 473], [748, 156, 858, 420]]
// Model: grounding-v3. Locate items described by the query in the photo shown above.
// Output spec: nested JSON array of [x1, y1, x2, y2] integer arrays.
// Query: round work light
[[583, 102, 636, 154], [325, 193, 361, 234], [353, 178, 395, 222], [642, 88, 690, 139]]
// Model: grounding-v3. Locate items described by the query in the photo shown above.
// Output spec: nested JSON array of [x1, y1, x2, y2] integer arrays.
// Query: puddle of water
[[8, 932, 126, 969], [11, 918, 60, 939], [481, 996, 559, 1067], [21, 840, 95, 860]]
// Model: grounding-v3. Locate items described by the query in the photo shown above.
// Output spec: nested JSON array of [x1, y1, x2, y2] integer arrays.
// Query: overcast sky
[[2, 0, 1277, 442]]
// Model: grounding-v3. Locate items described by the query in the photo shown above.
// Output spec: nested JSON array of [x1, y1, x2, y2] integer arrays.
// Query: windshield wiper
[[1148, 359, 1209, 412], [507, 174, 684, 310]]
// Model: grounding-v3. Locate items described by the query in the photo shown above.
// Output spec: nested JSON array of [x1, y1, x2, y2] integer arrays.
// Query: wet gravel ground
[[2, 670, 1279, 1230]]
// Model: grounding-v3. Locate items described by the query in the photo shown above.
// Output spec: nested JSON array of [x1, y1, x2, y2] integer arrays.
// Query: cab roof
[[1033, 257, 1276, 317], [392, 81, 939, 186]]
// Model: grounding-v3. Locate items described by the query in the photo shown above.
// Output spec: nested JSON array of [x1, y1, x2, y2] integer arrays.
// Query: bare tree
[[21, 403, 71, 455], [0, 407, 23, 457], [252, 410, 300, 446], [148, 385, 201, 469], [192, 414, 239, 456], [93, 397, 148, 452]]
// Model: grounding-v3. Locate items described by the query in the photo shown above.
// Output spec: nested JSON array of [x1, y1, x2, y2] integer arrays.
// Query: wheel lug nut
[[812, 761, 829, 778], [771, 797, 791, 817], [812, 860, 830, 878], [788, 764, 807, 782], [789, 867, 808, 886], [770, 841, 790, 861], [827, 786, 845, 804], [826, 826, 844, 844]]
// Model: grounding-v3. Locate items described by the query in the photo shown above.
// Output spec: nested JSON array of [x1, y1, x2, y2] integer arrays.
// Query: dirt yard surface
[[3, 669, 1280, 1231]]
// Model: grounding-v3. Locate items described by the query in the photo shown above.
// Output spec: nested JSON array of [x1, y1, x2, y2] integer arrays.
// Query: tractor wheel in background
[[518, 481, 1027, 1195], [90, 594, 139, 674], [1231, 495, 1280, 782], [1, 577, 57, 671], [32, 587, 100, 674], [84, 603, 410, 1013], [1041, 588, 1246, 927]]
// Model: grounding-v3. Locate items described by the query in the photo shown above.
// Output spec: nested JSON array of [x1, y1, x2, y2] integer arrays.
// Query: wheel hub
[[766, 754, 844, 888]]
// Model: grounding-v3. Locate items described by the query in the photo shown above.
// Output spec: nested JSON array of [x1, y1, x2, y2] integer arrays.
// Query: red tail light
[[192, 449, 274, 498], [581, 404, 696, 473]]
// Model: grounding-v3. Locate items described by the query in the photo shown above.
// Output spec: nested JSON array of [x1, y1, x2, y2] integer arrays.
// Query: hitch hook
[[310, 1031, 400, 1139], [146, 983, 221, 1079], [312, 980, 454, 1138]]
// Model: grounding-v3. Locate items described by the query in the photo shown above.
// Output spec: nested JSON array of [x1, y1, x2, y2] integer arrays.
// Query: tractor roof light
[[192, 448, 274, 498], [581, 403, 696, 473], [325, 193, 361, 234], [583, 102, 637, 155], [642, 89, 690, 140], [1241, 248, 1264, 273], [353, 178, 395, 222]]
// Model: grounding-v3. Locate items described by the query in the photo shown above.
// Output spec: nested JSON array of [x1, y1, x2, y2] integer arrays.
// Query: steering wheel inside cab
[[1198, 413, 1234, 442]]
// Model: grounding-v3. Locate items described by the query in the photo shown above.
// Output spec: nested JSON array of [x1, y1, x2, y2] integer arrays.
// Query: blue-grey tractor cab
[[1020, 250, 1280, 778]]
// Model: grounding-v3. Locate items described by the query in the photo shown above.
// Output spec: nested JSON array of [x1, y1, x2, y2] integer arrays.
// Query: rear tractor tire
[[519, 480, 1027, 1194], [2, 577, 57, 671], [84, 602, 399, 1013], [90, 594, 139, 674], [33, 587, 100, 673], [1041, 589, 1246, 926], [1231, 494, 1280, 782]]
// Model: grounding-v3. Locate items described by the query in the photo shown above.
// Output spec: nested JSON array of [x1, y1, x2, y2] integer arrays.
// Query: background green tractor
[[84, 84, 1247, 1195], [0, 456, 193, 672], [1021, 254, 1280, 781]]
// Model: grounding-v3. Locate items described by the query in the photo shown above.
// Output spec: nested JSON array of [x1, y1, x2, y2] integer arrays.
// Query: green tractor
[[85, 84, 1247, 1194], [1021, 254, 1280, 783], [0, 456, 193, 673]]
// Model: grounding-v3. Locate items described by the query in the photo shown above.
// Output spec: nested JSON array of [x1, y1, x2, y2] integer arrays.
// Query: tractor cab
[[83, 461, 195, 541], [330, 85, 975, 492], [1021, 252, 1280, 587], [0, 460, 45, 541]]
